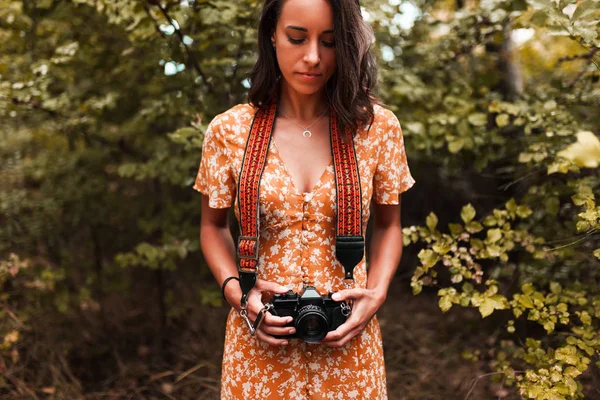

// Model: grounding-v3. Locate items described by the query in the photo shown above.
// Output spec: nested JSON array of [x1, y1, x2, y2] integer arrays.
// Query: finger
[[261, 323, 296, 337], [255, 279, 288, 294], [331, 288, 365, 302], [246, 297, 264, 322], [256, 328, 289, 346], [323, 327, 361, 348], [322, 318, 360, 343], [264, 312, 293, 327]]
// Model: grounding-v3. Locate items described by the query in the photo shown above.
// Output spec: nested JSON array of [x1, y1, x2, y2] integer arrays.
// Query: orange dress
[[193, 103, 415, 399]]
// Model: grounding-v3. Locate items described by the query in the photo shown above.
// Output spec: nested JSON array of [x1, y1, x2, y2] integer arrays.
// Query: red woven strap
[[237, 101, 277, 273], [330, 113, 362, 237], [236, 99, 364, 285]]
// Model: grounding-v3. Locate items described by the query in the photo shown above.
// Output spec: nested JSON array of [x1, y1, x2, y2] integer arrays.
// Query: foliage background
[[1, 0, 599, 399]]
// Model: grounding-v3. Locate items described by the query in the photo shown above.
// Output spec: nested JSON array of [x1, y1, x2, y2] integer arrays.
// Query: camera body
[[270, 285, 349, 343]]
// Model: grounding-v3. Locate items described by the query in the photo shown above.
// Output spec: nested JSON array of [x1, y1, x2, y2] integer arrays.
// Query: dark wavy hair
[[247, 0, 378, 135]]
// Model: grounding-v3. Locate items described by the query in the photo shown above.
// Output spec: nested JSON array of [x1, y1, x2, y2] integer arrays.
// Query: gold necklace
[[280, 108, 329, 138]]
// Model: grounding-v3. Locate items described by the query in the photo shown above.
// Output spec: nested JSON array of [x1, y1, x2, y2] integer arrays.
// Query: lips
[[296, 72, 323, 81]]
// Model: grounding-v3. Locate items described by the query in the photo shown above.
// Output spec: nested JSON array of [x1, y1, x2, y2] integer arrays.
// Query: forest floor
[[11, 274, 599, 399]]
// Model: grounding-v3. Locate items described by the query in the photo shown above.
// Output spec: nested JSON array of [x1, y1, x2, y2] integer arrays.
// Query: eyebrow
[[285, 25, 334, 34]]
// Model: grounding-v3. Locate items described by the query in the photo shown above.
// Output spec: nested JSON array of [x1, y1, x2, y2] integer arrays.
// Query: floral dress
[[193, 103, 415, 399]]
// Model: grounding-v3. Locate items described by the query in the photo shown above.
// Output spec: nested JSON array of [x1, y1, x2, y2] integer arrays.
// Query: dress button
[[303, 212, 309, 219], [306, 351, 312, 357]]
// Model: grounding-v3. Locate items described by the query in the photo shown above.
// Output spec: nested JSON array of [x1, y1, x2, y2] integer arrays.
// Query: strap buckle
[[336, 236, 365, 280], [237, 236, 259, 260], [239, 303, 273, 336]]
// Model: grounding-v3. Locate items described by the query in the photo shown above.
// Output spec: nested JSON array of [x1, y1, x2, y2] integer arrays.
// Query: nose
[[303, 39, 320, 66]]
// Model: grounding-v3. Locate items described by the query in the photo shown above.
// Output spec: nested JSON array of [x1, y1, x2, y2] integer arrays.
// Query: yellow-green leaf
[[516, 205, 533, 218], [466, 221, 483, 233], [468, 113, 487, 126], [461, 203, 476, 223], [448, 138, 464, 153], [556, 131, 600, 169], [486, 228, 502, 243], [426, 212, 438, 232], [439, 295, 453, 312], [495, 113, 509, 127]]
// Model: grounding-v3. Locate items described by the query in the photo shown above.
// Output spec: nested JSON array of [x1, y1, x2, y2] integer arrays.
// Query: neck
[[278, 81, 329, 121]]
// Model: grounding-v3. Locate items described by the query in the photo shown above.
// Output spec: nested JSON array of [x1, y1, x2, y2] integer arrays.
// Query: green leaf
[[516, 205, 533, 218], [580, 311, 591, 325], [564, 376, 577, 394], [461, 203, 476, 223], [448, 138, 465, 153], [466, 221, 483, 233], [418, 249, 440, 271], [543, 320, 555, 333], [522, 283, 535, 295], [468, 113, 487, 127], [530, 9, 550, 26], [439, 295, 453, 312], [557, 131, 600, 169], [486, 228, 502, 243], [448, 223, 463, 238], [495, 113, 510, 127], [426, 212, 438, 232], [518, 294, 534, 308], [482, 215, 497, 226], [505, 198, 517, 212], [478, 295, 506, 318]]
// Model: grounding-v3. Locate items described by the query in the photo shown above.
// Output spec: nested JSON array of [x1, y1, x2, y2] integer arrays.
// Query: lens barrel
[[295, 304, 329, 343]]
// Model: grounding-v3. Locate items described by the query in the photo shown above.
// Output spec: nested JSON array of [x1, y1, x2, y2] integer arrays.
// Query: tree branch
[[146, 0, 217, 96]]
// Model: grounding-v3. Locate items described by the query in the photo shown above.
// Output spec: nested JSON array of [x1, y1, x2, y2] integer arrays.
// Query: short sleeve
[[372, 110, 416, 205], [192, 116, 236, 208]]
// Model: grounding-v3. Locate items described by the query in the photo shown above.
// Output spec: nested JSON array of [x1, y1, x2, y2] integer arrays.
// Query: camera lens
[[296, 304, 329, 343]]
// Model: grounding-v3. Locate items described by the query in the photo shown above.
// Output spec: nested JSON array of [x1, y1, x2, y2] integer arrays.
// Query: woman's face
[[271, 0, 337, 96]]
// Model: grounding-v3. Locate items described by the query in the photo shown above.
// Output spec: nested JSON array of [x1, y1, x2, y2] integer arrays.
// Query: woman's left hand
[[320, 288, 385, 348]]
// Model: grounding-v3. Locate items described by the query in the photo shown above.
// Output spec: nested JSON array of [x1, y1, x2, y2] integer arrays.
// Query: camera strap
[[236, 95, 365, 310]]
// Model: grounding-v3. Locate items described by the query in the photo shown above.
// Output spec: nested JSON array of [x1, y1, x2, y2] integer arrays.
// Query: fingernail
[[332, 293, 340, 300], [287, 317, 293, 323], [289, 328, 296, 334], [282, 341, 288, 346]]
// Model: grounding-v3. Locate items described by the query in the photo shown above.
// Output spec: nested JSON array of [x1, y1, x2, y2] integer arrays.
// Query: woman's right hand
[[224, 278, 295, 346]]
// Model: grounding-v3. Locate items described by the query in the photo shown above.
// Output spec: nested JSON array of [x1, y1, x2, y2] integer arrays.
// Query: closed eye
[[287, 37, 335, 48]]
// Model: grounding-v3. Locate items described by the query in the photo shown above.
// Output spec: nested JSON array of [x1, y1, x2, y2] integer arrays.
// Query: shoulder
[[207, 103, 258, 131], [359, 104, 401, 140], [371, 104, 401, 130]]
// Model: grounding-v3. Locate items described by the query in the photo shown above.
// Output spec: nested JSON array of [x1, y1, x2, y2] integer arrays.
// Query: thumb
[[332, 288, 364, 301]]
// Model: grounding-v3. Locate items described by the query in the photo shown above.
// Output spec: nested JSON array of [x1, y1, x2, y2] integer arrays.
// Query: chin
[[289, 82, 327, 96]]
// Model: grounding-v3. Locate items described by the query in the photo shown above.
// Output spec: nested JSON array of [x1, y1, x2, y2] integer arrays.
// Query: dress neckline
[[269, 140, 332, 197]]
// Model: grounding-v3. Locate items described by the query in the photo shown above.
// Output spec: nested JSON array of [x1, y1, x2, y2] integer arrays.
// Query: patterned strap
[[236, 98, 364, 307], [330, 112, 365, 281], [236, 101, 277, 304]]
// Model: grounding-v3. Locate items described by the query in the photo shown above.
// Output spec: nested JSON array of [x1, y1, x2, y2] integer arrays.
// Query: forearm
[[366, 222, 403, 303], [200, 223, 242, 310]]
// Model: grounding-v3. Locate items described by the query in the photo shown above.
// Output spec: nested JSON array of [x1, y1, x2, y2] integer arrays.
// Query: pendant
[[302, 130, 312, 138]]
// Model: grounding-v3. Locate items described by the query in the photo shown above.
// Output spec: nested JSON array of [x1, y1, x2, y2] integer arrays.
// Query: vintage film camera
[[269, 285, 351, 343]]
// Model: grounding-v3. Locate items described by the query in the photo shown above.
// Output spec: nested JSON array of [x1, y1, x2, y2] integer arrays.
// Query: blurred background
[[1, 0, 599, 398]]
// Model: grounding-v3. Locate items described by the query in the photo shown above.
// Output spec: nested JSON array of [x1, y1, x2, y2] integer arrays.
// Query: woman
[[194, 0, 415, 398]]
